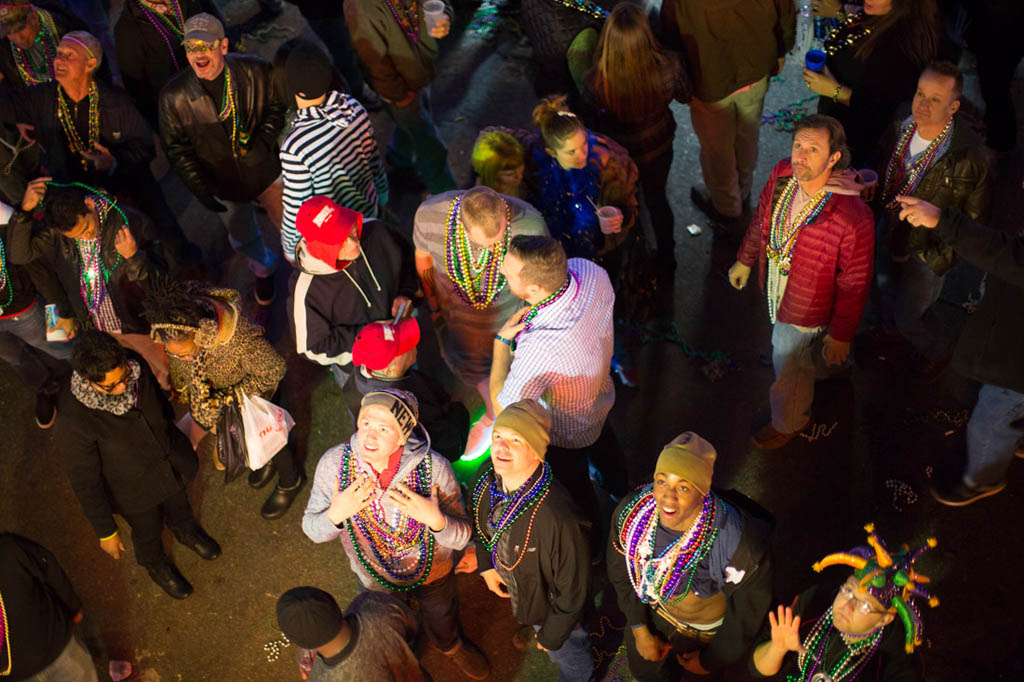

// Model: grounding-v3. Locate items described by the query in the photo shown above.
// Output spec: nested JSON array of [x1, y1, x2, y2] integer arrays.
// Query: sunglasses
[[92, 366, 129, 393], [184, 40, 220, 54]]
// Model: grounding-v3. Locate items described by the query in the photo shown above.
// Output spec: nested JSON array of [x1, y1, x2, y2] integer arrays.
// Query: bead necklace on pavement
[[551, 0, 608, 20]]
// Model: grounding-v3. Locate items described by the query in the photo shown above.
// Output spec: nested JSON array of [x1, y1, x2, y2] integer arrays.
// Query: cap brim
[[395, 318, 421, 355], [182, 31, 222, 44]]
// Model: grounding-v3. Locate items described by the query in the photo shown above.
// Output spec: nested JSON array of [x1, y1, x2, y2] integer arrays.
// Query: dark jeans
[[304, 14, 365, 97], [546, 420, 629, 515], [636, 148, 675, 257], [121, 488, 197, 567], [268, 386, 301, 488], [624, 610, 713, 682], [406, 569, 459, 651], [385, 90, 457, 195], [0, 302, 72, 393]]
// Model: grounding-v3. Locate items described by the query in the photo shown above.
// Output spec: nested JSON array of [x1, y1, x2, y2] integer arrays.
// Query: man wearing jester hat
[[752, 524, 937, 681]]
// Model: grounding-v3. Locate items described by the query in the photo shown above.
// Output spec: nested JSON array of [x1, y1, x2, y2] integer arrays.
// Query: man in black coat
[[895, 196, 1024, 506], [7, 179, 172, 387], [0, 0, 88, 90], [471, 399, 593, 680], [114, 0, 223, 126], [57, 330, 221, 599], [9, 30, 191, 259], [158, 13, 285, 305], [0, 532, 96, 680]]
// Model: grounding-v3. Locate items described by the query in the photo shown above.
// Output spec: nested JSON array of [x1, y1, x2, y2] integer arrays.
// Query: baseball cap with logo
[[296, 195, 364, 267], [352, 318, 420, 371], [0, 3, 33, 38], [182, 12, 224, 44]]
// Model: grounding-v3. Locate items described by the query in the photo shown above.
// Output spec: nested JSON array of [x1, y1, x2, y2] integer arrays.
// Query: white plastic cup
[[596, 205, 622, 234], [857, 168, 878, 188], [423, 0, 446, 33], [45, 303, 69, 342]]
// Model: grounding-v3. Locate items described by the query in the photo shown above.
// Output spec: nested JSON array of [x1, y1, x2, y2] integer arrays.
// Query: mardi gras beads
[[0, 234, 14, 314], [514, 273, 574, 344], [881, 118, 954, 209], [443, 193, 512, 309], [551, 0, 608, 20], [56, 81, 100, 171], [138, 0, 185, 70], [384, 0, 420, 43], [790, 607, 883, 682], [11, 8, 58, 85], [0, 589, 10, 676], [472, 463, 552, 553]]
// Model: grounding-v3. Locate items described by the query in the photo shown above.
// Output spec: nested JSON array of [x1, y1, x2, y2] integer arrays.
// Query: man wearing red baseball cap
[[350, 317, 469, 461], [288, 195, 420, 394]]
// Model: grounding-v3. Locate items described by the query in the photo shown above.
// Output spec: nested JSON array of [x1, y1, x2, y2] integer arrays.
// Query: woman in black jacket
[[803, 0, 939, 167]]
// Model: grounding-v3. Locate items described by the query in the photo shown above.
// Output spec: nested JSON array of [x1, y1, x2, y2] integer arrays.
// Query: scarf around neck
[[70, 360, 141, 415]]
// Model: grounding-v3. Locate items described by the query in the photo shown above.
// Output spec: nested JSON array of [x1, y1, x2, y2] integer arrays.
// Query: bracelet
[[494, 334, 513, 347], [832, 85, 843, 103]]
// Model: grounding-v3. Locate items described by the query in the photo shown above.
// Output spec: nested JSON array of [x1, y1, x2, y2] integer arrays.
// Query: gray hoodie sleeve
[[430, 455, 471, 551], [302, 447, 345, 544]]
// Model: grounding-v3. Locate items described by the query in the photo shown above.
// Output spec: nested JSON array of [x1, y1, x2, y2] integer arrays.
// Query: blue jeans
[[964, 384, 1024, 488], [26, 631, 98, 681], [878, 249, 949, 360], [385, 90, 456, 195], [533, 624, 594, 682], [769, 322, 823, 434], [0, 302, 73, 393]]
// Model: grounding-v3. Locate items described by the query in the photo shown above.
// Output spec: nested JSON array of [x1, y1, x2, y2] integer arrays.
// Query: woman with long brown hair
[[803, 0, 940, 166], [583, 2, 691, 266]]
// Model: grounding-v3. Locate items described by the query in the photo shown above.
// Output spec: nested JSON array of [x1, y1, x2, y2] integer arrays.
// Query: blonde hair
[[531, 94, 584, 152], [460, 186, 506, 239], [471, 130, 524, 191]]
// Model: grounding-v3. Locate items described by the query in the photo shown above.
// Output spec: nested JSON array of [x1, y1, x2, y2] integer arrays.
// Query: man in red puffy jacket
[[729, 115, 874, 450]]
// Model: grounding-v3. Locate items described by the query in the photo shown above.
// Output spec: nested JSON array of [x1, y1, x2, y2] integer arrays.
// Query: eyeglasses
[[184, 40, 219, 54], [93, 366, 129, 393], [839, 583, 888, 616]]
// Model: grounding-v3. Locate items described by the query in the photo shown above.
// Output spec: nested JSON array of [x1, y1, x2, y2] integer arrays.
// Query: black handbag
[[216, 402, 248, 484]]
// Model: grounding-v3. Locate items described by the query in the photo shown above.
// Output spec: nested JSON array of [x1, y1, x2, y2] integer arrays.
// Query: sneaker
[[35, 391, 57, 429], [442, 639, 489, 680], [463, 414, 494, 460], [254, 275, 275, 306], [931, 478, 1006, 507], [751, 423, 798, 451]]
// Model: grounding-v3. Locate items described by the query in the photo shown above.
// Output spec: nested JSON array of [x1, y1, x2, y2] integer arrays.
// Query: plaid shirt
[[497, 258, 615, 448]]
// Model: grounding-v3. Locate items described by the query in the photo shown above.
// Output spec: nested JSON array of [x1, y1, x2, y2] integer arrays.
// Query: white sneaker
[[463, 414, 494, 460]]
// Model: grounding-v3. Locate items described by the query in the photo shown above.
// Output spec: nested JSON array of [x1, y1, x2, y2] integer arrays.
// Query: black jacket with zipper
[[158, 54, 285, 206]]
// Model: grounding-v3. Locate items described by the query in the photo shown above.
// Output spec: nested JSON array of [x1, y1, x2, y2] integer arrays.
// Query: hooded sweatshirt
[[738, 159, 875, 342], [302, 429, 470, 589], [288, 219, 418, 368], [280, 91, 389, 261]]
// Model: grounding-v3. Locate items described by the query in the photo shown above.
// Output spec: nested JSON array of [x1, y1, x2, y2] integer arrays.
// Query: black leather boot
[[248, 461, 276, 489], [260, 472, 306, 520], [146, 560, 193, 600], [173, 524, 222, 560]]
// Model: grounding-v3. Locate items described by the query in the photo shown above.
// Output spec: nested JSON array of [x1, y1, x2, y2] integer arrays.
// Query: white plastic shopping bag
[[239, 394, 295, 470]]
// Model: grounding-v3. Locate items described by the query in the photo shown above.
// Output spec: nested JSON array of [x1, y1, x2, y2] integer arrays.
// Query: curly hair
[[42, 185, 91, 234], [71, 330, 125, 382], [142, 277, 212, 343]]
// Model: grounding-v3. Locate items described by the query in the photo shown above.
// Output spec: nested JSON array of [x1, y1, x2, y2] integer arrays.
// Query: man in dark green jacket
[[895, 196, 1023, 506]]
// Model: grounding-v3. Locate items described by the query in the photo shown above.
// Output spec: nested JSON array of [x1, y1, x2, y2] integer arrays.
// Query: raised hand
[[768, 603, 806, 654], [326, 473, 375, 526], [387, 482, 446, 531]]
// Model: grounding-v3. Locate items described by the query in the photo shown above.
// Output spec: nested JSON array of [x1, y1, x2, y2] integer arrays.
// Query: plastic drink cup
[[423, 0, 446, 32], [596, 205, 622, 234], [45, 303, 69, 342], [857, 168, 879, 188], [805, 49, 827, 73]]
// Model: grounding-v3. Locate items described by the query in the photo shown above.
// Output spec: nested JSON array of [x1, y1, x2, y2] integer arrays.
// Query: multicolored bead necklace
[[0, 589, 10, 676], [788, 607, 883, 682], [56, 81, 100, 171], [383, 0, 420, 43], [337, 443, 435, 592], [513, 272, 574, 345], [823, 11, 872, 57], [472, 462, 552, 558], [618, 488, 719, 605], [11, 7, 58, 85], [880, 118, 954, 210], [137, 0, 185, 70], [443, 193, 512, 309], [217, 66, 249, 157], [76, 193, 122, 319], [551, 0, 608, 20], [0, 232, 14, 314], [765, 177, 831, 321]]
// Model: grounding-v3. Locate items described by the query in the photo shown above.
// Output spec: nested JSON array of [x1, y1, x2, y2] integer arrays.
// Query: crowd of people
[[0, 0, 1021, 681]]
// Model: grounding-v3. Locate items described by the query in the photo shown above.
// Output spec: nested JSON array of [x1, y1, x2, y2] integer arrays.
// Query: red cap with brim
[[296, 196, 363, 267], [352, 318, 420, 371]]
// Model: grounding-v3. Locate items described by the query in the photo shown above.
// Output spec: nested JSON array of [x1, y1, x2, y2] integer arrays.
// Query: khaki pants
[[689, 77, 769, 218]]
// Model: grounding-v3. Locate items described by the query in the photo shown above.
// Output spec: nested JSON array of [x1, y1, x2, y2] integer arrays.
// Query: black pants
[[405, 569, 459, 651], [636, 147, 676, 258], [624, 609, 713, 682], [267, 386, 302, 488], [546, 420, 629, 513], [121, 488, 196, 568]]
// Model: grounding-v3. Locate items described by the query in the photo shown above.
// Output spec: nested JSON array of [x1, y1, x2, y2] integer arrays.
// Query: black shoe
[[248, 462, 276, 489], [35, 391, 57, 429], [690, 185, 740, 225], [261, 472, 306, 520], [146, 561, 194, 600], [255, 275, 275, 306], [174, 525, 222, 560], [931, 477, 1006, 507]]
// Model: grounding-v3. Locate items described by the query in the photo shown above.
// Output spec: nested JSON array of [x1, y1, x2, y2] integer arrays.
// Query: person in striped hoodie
[[280, 43, 388, 264]]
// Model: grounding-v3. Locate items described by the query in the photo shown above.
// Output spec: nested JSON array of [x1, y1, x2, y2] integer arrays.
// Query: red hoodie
[[738, 159, 875, 343]]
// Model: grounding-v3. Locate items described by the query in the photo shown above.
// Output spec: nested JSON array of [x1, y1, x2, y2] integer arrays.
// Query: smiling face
[[912, 71, 960, 131], [185, 38, 227, 81], [831, 576, 896, 635], [54, 40, 96, 83], [357, 404, 406, 461], [652, 472, 705, 532], [490, 425, 542, 483], [546, 129, 588, 171], [791, 127, 841, 184]]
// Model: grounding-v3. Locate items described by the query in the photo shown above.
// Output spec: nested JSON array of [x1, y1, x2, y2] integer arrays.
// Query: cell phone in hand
[[393, 299, 409, 325]]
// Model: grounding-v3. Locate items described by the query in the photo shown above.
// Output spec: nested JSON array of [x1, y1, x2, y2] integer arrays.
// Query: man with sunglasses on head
[[158, 13, 285, 305], [56, 330, 220, 600]]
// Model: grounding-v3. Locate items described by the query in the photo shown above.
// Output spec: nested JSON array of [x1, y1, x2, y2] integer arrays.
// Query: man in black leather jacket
[[874, 61, 991, 374], [158, 13, 284, 305]]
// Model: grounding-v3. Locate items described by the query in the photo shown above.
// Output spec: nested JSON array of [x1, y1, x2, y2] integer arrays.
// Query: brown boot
[[442, 639, 489, 680], [751, 424, 798, 451]]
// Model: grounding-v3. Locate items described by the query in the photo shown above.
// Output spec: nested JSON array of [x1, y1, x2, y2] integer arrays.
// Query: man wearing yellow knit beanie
[[471, 399, 594, 681], [608, 432, 774, 681]]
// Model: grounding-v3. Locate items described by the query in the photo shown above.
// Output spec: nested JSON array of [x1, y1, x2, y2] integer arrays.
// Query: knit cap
[[359, 389, 419, 439], [286, 42, 333, 100], [494, 399, 552, 460], [276, 586, 345, 649], [296, 196, 363, 267], [654, 432, 717, 495]]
